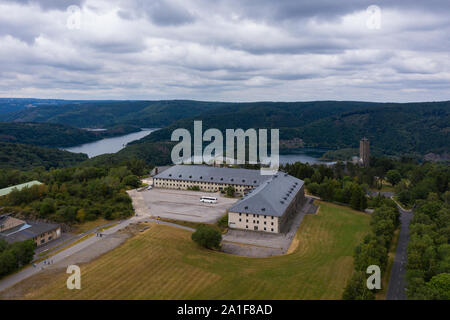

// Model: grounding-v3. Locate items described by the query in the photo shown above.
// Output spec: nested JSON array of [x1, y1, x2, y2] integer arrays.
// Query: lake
[[65, 131, 333, 165], [64, 128, 158, 158], [277, 149, 335, 165]]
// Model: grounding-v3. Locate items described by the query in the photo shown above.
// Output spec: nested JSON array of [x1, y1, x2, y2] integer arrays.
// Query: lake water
[[65, 130, 333, 165], [277, 149, 335, 165], [64, 128, 158, 158]]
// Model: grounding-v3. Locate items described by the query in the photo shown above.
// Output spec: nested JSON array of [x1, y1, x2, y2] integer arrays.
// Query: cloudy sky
[[0, 0, 449, 102]]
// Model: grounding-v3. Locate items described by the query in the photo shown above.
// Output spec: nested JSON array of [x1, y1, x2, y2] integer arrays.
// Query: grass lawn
[[10, 201, 370, 300], [72, 218, 117, 234], [370, 180, 395, 193]]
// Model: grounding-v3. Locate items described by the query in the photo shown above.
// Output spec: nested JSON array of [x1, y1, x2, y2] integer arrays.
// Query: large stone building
[[153, 165, 306, 234], [153, 165, 273, 195], [228, 173, 305, 233], [0, 214, 61, 247]]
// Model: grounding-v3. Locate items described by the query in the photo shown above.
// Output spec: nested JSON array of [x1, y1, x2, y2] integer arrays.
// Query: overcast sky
[[0, 0, 449, 102]]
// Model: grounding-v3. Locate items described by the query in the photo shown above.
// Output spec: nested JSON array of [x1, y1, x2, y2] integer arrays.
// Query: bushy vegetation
[[0, 239, 35, 279], [0, 158, 149, 224], [283, 162, 368, 210], [406, 194, 450, 299], [0, 142, 88, 170], [191, 225, 222, 249], [283, 157, 449, 209], [342, 203, 400, 299], [391, 162, 450, 208], [217, 214, 228, 229]]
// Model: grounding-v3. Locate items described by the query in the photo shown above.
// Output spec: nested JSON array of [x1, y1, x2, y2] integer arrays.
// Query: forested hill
[[0, 100, 226, 128], [0, 142, 88, 170], [1, 99, 449, 163], [136, 100, 450, 156], [0, 122, 145, 148], [0, 122, 100, 148]]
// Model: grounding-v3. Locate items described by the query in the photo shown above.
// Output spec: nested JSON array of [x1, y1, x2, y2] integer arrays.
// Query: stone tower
[[360, 137, 370, 167]]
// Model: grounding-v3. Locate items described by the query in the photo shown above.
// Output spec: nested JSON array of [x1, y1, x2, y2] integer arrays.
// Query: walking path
[[386, 206, 413, 300], [0, 213, 193, 293]]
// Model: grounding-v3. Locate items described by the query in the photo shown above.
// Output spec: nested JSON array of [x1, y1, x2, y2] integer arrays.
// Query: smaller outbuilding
[[0, 214, 61, 247], [0, 180, 43, 197]]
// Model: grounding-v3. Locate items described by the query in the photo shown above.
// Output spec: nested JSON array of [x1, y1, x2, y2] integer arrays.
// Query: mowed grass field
[[12, 201, 370, 300]]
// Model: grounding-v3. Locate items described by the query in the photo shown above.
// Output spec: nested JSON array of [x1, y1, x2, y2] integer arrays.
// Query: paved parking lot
[[140, 188, 238, 223]]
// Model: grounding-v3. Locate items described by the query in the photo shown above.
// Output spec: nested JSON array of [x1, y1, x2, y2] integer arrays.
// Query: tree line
[[0, 158, 149, 224], [0, 239, 35, 279], [342, 201, 400, 299], [406, 194, 450, 299]]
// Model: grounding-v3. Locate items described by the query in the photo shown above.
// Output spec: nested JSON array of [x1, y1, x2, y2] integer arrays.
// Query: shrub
[[191, 225, 222, 249], [218, 214, 228, 229]]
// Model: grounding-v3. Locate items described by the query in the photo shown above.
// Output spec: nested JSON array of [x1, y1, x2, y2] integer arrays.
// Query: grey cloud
[[3, 0, 85, 10], [118, 0, 194, 26], [0, 0, 449, 102]]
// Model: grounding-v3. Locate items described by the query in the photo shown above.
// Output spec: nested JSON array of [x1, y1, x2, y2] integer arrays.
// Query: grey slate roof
[[153, 165, 272, 187], [229, 172, 304, 217], [0, 220, 59, 243]]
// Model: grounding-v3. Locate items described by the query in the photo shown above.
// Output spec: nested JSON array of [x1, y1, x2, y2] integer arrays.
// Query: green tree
[[427, 273, 450, 300], [224, 185, 236, 197], [123, 175, 140, 188], [342, 272, 376, 300], [386, 170, 402, 186], [191, 225, 222, 249]]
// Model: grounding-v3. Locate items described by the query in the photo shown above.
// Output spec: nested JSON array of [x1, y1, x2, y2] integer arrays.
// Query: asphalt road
[[386, 207, 413, 300]]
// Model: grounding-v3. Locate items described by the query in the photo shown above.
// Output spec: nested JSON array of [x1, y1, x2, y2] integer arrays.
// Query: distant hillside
[[0, 100, 225, 128], [0, 122, 100, 148], [1, 100, 449, 165], [0, 142, 88, 170], [0, 122, 145, 148], [135, 100, 450, 156], [0, 98, 69, 115]]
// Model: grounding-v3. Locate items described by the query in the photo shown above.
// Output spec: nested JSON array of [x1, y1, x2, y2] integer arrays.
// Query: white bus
[[200, 196, 217, 204]]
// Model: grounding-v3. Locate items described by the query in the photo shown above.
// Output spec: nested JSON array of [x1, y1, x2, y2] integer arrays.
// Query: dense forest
[[406, 195, 450, 299], [0, 142, 88, 170], [0, 158, 148, 224], [0, 122, 99, 147], [0, 122, 144, 148], [0, 100, 224, 128], [1, 100, 448, 162], [0, 239, 35, 279]]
